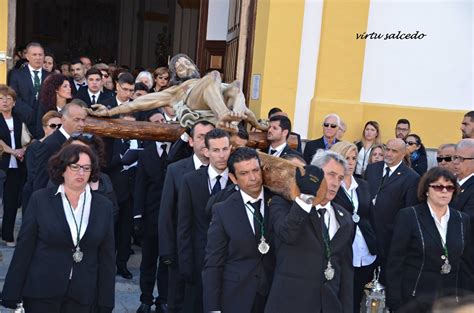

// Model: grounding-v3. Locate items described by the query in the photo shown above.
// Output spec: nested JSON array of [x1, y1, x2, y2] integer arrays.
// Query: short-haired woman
[[1, 144, 115, 312], [386, 167, 473, 312]]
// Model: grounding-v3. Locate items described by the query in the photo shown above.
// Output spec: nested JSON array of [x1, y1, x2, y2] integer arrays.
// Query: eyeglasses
[[118, 84, 134, 93], [452, 155, 474, 162], [437, 156, 453, 163], [323, 123, 338, 128], [405, 141, 418, 146], [429, 184, 456, 193], [0, 96, 13, 102], [48, 123, 62, 129], [396, 127, 409, 132], [158, 76, 169, 80], [68, 164, 92, 172]]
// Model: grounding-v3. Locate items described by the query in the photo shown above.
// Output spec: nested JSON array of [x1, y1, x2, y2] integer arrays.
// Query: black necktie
[[318, 208, 329, 240], [160, 143, 168, 159], [249, 200, 263, 240], [91, 94, 96, 105], [211, 175, 222, 195], [270, 149, 277, 155], [121, 139, 130, 154], [381, 167, 391, 186]]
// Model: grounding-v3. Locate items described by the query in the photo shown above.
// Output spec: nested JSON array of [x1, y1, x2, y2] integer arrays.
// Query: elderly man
[[452, 139, 474, 244], [303, 113, 341, 164], [461, 111, 474, 139], [265, 150, 353, 313], [437, 143, 456, 173], [364, 139, 420, 265]]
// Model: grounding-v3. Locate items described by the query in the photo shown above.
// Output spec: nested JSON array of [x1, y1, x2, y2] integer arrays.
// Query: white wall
[[206, 0, 230, 40], [360, 0, 473, 110]]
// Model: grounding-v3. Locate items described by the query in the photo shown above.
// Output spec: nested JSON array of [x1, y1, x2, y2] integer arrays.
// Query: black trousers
[[139, 222, 168, 305], [354, 262, 377, 312], [167, 262, 186, 313], [2, 168, 24, 242], [115, 196, 133, 269], [251, 293, 266, 313], [23, 296, 93, 313]]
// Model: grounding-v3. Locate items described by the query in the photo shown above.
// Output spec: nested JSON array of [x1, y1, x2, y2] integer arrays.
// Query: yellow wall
[[249, 0, 305, 120], [0, 0, 8, 83], [250, 0, 465, 148]]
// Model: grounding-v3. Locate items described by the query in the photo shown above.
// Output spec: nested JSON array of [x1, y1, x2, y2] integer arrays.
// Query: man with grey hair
[[265, 150, 354, 313], [303, 113, 341, 164], [364, 138, 419, 271], [452, 139, 474, 247], [32, 100, 87, 192], [437, 143, 456, 173]]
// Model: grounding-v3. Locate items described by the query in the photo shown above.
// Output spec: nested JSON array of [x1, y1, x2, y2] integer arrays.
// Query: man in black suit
[[267, 108, 302, 153], [133, 112, 170, 313], [364, 138, 419, 263], [303, 113, 341, 164], [8, 42, 49, 136], [177, 128, 232, 313], [265, 150, 354, 313], [452, 139, 474, 257], [32, 100, 87, 192], [73, 68, 113, 107], [158, 121, 214, 313], [266, 115, 301, 158], [109, 114, 142, 280], [69, 59, 87, 95], [203, 147, 275, 313], [100, 72, 135, 110]]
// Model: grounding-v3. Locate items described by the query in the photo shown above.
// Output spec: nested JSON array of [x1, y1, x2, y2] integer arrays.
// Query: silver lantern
[[360, 267, 389, 313]]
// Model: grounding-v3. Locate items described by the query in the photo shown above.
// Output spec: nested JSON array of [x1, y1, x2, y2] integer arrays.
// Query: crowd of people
[[0, 41, 474, 313]]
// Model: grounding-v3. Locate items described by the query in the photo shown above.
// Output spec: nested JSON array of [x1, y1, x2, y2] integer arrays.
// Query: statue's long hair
[[168, 53, 201, 86]]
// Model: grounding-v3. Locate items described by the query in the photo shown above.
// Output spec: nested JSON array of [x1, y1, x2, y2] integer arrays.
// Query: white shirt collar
[[208, 165, 229, 181], [28, 64, 42, 74], [384, 160, 402, 176], [55, 183, 92, 197], [116, 96, 128, 106], [427, 202, 450, 224], [269, 142, 287, 156], [459, 173, 474, 186], [193, 154, 206, 170], [342, 176, 358, 193], [88, 89, 100, 97], [58, 126, 71, 139], [164, 112, 177, 122], [240, 188, 264, 205], [155, 141, 170, 157]]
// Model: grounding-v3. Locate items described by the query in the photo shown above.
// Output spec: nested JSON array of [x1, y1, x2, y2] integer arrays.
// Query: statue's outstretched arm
[[88, 86, 178, 117]]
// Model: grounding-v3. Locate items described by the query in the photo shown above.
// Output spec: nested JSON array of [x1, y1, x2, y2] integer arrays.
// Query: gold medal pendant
[[73, 246, 83, 263], [441, 258, 451, 274], [258, 236, 270, 254], [324, 260, 335, 280]]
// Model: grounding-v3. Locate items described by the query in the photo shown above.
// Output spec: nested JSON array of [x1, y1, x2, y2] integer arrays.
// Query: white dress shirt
[[28, 64, 42, 83], [268, 142, 287, 157], [459, 173, 474, 186], [428, 202, 450, 244], [356, 146, 372, 175], [383, 160, 402, 178], [295, 198, 339, 240], [207, 165, 229, 193], [155, 141, 170, 158], [59, 126, 71, 139], [193, 154, 206, 170], [88, 90, 100, 103], [241, 188, 264, 234], [5, 118, 18, 169], [342, 177, 377, 267]]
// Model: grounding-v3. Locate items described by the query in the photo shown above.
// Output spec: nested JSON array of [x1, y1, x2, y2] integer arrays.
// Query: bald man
[[364, 139, 420, 269]]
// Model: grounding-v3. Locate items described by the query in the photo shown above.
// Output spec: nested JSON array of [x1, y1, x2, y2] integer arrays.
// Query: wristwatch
[[298, 193, 315, 205]]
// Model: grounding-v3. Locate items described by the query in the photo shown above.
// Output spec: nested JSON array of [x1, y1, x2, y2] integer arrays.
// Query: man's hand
[[162, 254, 176, 266], [88, 104, 110, 117], [295, 165, 324, 196]]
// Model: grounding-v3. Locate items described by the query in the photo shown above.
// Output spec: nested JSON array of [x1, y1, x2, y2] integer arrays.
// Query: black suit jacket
[[303, 136, 339, 164], [452, 176, 474, 260], [32, 129, 67, 191], [202, 189, 275, 313], [364, 161, 420, 257], [0, 113, 24, 171], [74, 86, 114, 107], [9, 66, 49, 124], [333, 177, 378, 255], [158, 156, 195, 258], [265, 197, 354, 313], [177, 166, 231, 280], [1, 187, 115, 308], [133, 143, 168, 226], [386, 203, 473, 310], [69, 78, 85, 95]]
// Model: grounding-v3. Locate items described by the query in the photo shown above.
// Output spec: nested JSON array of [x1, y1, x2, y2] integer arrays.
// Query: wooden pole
[[235, 0, 250, 82]]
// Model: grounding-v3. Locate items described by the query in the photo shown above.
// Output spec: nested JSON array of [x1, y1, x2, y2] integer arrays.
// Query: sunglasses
[[323, 123, 338, 128], [71, 133, 95, 141], [452, 155, 474, 162], [429, 184, 456, 193], [158, 76, 169, 80], [102, 74, 109, 78], [405, 141, 418, 146], [48, 123, 62, 129], [68, 164, 92, 172], [437, 156, 452, 163]]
